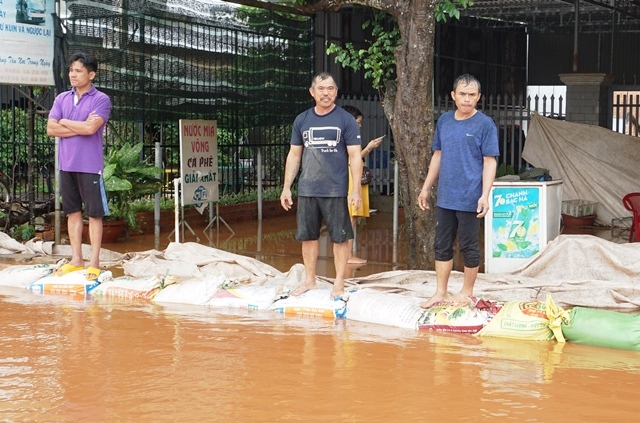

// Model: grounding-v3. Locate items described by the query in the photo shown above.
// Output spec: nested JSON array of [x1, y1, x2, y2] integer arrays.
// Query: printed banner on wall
[[179, 119, 219, 207], [0, 0, 55, 85], [490, 186, 541, 259]]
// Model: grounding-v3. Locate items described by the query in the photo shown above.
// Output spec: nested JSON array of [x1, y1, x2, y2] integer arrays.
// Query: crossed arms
[[47, 111, 104, 138]]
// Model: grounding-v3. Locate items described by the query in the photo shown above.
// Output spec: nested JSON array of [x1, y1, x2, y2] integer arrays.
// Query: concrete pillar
[[559, 73, 615, 127]]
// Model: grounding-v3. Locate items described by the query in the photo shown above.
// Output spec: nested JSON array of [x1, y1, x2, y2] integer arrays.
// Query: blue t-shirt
[[291, 106, 361, 197], [433, 110, 499, 212]]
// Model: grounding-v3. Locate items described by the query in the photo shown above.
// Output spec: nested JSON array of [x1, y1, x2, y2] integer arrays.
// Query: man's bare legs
[[420, 260, 478, 308], [87, 216, 103, 277], [291, 240, 319, 296], [332, 240, 351, 299], [420, 259, 452, 308], [347, 216, 367, 265], [64, 213, 102, 276], [448, 265, 478, 303], [67, 211, 85, 268], [291, 239, 351, 299]]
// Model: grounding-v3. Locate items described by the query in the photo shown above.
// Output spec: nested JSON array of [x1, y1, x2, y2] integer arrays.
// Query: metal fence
[[339, 94, 394, 195], [0, 89, 571, 208], [611, 89, 640, 137], [0, 85, 55, 204], [0, 97, 546, 215]]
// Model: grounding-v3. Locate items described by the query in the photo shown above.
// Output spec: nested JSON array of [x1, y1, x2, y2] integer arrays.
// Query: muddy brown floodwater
[[2, 212, 638, 422]]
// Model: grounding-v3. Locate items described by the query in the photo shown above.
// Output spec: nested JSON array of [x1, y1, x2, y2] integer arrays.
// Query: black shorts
[[295, 196, 353, 244], [60, 171, 109, 218]]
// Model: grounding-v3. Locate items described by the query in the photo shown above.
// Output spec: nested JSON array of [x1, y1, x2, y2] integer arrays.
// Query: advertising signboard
[[178, 119, 218, 207], [0, 0, 55, 85], [490, 186, 541, 260]]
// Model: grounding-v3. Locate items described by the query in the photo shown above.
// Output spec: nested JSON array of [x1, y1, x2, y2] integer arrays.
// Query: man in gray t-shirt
[[280, 72, 363, 300]]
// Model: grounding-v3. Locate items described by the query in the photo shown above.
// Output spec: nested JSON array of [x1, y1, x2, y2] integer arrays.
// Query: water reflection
[[107, 212, 408, 280], [2, 287, 640, 422]]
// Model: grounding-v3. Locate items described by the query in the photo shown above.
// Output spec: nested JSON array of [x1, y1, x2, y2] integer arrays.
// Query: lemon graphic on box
[[528, 220, 539, 237]]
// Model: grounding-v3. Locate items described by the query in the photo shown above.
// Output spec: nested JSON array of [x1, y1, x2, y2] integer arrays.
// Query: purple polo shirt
[[49, 85, 111, 174]]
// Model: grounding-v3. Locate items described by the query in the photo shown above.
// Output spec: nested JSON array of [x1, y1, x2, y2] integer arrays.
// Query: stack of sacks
[[90, 274, 179, 300], [207, 281, 287, 310], [418, 298, 502, 334], [560, 307, 640, 351], [27, 267, 112, 299], [474, 294, 567, 342], [269, 289, 347, 319], [153, 274, 227, 306], [345, 289, 425, 329], [0, 263, 56, 288]]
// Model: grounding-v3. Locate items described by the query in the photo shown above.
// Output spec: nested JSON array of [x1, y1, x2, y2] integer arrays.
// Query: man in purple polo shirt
[[47, 52, 111, 279]]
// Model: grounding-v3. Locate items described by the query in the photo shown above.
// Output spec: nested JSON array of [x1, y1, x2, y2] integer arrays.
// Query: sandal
[[54, 263, 84, 277], [85, 266, 101, 281]]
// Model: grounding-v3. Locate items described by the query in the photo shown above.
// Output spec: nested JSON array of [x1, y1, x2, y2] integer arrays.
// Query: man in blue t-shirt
[[280, 72, 363, 299], [47, 52, 111, 280], [418, 74, 500, 308]]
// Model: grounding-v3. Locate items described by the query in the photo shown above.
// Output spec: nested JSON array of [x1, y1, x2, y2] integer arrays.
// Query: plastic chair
[[622, 193, 640, 242]]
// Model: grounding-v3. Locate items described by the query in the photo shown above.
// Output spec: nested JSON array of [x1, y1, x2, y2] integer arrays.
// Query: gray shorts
[[295, 196, 353, 244]]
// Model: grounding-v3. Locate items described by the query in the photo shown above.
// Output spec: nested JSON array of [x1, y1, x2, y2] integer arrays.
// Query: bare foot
[[330, 288, 345, 300], [448, 292, 473, 305], [420, 292, 448, 309], [291, 282, 316, 296], [347, 256, 367, 265]]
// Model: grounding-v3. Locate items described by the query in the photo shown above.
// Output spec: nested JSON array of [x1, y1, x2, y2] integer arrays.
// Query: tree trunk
[[385, 1, 437, 270]]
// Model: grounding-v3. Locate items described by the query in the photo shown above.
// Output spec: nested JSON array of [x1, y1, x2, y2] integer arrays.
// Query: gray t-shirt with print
[[291, 106, 361, 197]]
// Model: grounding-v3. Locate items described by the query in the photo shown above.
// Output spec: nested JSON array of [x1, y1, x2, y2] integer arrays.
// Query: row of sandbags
[[0, 262, 639, 351]]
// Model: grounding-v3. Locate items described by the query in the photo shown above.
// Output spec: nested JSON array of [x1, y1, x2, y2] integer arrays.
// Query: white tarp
[[114, 237, 640, 310], [2, 235, 639, 311], [522, 113, 640, 225], [0, 231, 127, 266]]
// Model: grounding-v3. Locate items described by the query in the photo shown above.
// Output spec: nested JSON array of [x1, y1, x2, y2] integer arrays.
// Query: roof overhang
[[462, 0, 640, 33]]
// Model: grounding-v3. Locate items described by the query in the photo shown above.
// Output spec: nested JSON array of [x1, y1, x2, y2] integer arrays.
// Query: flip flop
[[85, 267, 101, 281], [54, 263, 84, 277]]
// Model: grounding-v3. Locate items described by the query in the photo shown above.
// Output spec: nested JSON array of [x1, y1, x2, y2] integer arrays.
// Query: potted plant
[[101, 142, 163, 237]]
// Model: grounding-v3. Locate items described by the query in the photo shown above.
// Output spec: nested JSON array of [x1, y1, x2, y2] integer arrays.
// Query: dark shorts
[[434, 206, 482, 268], [60, 171, 109, 218], [295, 196, 353, 244]]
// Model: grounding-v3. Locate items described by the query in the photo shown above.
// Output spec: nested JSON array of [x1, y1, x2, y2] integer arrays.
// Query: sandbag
[[475, 297, 558, 341], [269, 289, 347, 319], [345, 289, 424, 329], [206, 285, 284, 310], [418, 299, 501, 334], [153, 275, 226, 306], [28, 269, 105, 298], [561, 307, 640, 351], [90, 275, 177, 300], [0, 264, 55, 288]]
